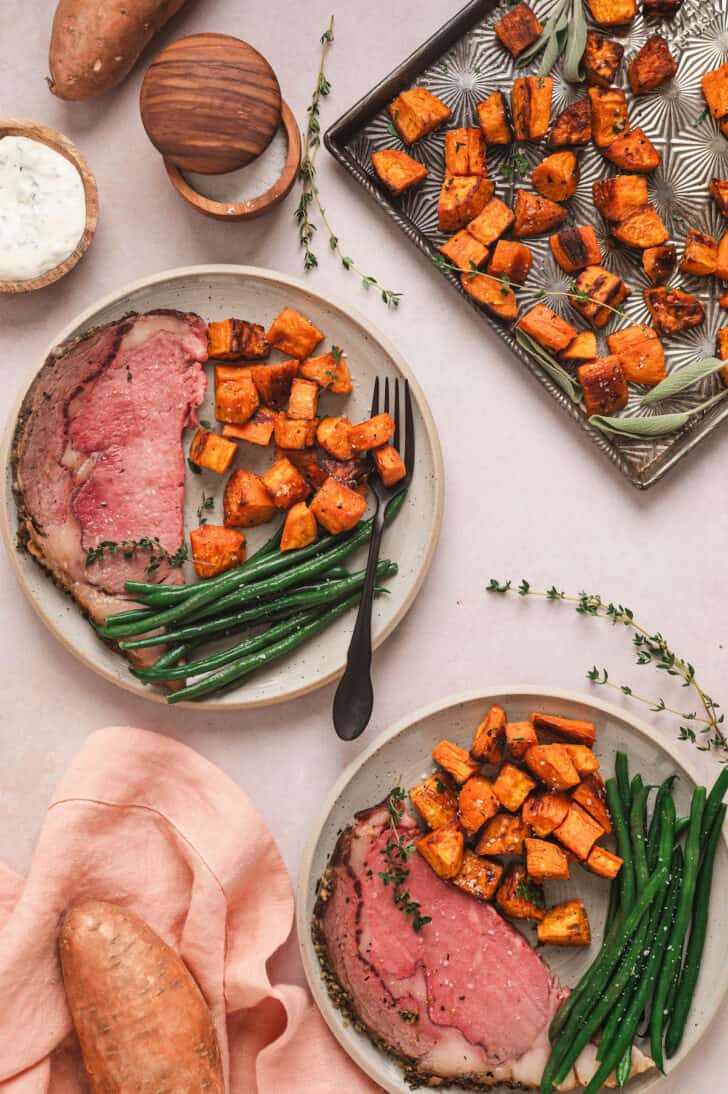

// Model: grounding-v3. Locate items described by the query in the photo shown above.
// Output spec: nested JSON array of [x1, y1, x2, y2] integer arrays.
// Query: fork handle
[[332, 498, 387, 740]]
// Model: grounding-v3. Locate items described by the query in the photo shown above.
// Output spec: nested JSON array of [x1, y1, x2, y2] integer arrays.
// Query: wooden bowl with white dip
[[0, 120, 98, 294]]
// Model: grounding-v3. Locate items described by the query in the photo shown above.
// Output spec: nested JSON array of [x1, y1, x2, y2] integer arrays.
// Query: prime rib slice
[[314, 803, 653, 1090], [12, 310, 208, 662]]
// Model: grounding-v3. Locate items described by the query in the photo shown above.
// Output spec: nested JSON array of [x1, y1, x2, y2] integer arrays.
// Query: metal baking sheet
[[326, 0, 728, 488]]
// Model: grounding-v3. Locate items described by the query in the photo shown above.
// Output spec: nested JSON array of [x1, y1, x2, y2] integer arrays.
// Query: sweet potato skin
[[49, 0, 187, 100], [59, 901, 224, 1092]]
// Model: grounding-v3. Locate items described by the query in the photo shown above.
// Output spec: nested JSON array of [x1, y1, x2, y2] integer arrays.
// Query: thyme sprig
[[378, 787, 432, 932], [486, 580, 726, 757], [85, 538, 188, 575], [296, 17, 402, 308]]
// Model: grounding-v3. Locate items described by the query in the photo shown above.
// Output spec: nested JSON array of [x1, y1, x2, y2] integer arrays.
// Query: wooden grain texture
[[0, 119, 98, 295], [140, 33, 282, 173]]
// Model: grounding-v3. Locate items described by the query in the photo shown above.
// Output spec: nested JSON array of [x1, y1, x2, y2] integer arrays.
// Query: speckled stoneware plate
[[0, 265, 443, 710], [326, 0, 728, 488], [297, 687, 728, 1094]]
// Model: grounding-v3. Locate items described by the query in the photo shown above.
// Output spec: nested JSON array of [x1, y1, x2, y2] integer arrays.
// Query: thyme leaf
[[378, 787, 432, 933]]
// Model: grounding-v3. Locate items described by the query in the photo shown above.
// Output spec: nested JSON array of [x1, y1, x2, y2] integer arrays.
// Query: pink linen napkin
[[0, 727, 379, 1093]]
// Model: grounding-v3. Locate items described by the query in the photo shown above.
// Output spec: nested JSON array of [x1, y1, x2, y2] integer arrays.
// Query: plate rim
[[296, 684, 728, 1094], [0, 263, 445, 711]]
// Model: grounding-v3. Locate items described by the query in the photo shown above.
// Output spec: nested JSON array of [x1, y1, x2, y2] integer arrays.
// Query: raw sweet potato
[[48, 0, 187, 100], [60, 902, 224, 1091]]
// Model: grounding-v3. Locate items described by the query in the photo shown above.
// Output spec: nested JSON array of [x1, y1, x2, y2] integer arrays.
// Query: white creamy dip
[[0, 135, 86, 281]]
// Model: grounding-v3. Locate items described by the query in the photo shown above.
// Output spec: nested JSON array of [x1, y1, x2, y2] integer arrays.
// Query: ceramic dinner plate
[[297, 687, 728, 1094], [1, 265, 443, 709]]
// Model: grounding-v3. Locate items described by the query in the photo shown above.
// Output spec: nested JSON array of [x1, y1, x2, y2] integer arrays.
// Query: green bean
[[166, 591, 363, 704], [674, 816, 690, 838], [604, 874, 620, 936], [542, 863, 668, 1091], [665, 803, 726, 1058], [701, 766, 728, 843], [646, 776, 677, 871], [142, 642, 191, 671], [630, 783, 650, 893], [615, 751, 631, 811], [615, 1045, 631, 1088], [607, 777, 636, 912], [650, 785, 705, 1071]]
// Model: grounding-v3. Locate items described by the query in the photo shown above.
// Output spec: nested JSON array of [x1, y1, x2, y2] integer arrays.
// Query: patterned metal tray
[[326, 0, 728, 488]]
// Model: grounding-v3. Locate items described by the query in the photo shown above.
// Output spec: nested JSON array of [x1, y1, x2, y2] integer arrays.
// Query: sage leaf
[[562, 0, 587, 83], [539, 26, 567, 77], [518, 0, 568, 66], [641, 357, 724, 406], [516, 328, 581, 402], [591, 389, 728, 438]]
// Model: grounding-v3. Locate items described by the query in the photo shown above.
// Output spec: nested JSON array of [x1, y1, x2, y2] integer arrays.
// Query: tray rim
[[324, 0, 728, 491]]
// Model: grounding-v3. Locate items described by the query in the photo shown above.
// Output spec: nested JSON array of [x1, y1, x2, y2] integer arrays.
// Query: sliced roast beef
[[314, 803, 653, 1089], [12, 311, 207, 662]]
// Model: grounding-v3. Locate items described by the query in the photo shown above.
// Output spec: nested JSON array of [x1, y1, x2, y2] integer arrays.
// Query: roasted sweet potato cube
[[190, 525, 246, 578], [531, 712, 596, 746], [371, 148, 428, 195], [604, 127, 660, 173], [444, 127, 488, 177], [718, 235, 728, 283], [222, 408, 276, 447], [589, 86, 630, 148], [458, 774, 500, 838], [550, 226, 603, 273], [207, 318, 269, 360], [572, 773, 613, 833], [532, 151, 579, 202], [629, 35, 677, 95], [287, 378, 319, 421], [266, 308, 323, 358], [215, 365, 260, 425], [719, 329, 728, 386], [280, 502, 317, 551], [433, 739, 480, 785], [309, 476, 367, 534], [524, 744, 581, 791], [578, 357, 628, 416], [512, 76, 553, 141], [586, 844, 623, 879], [476, 91, 512, 145], [349, 413, 395, 453], [189, 428, 237, 474], [584, 33, 624, 88], [466, 198, 515, 246], [570, 266, 630, 328], [702, 62, 728, 122], [513, 190, 567, 238], [274, 415, 319, 450], [493, 764, 537, 813], [251, 360, 299, 410], [721, 289, 728, 309], [642, 0, 683, 13], [537, 900, 591, 945], [317, 417, 354, 460], [416, 820, 464, 880], [505, 720, 538, 759], [460, 272, 518, 321], [438, 175, 494, 232], [525, 837, 571, 881], [593, 175, 648, 221], [223, 469, 276, 527], [476, 814, 529, 857], [487, 240, 533, 283], [643, 243, 677, 285], [389, 86, 451, 143], [710, 178, 728, 217], [300, 351, 352, 395], [372, 444, 407, 487], [471, 705, 506, 764], [261, 457, 311, 510], [439, 230, 489, 272], [645, 287, 705, 336], [680, 229, 718, 276], [554, 802, 605, 859], [587, 0, 637, 25], [549, 99, 592, 147], [522, 791, 571, 836], [494, 2, 542, 56], [559, 331, 598, 367], [410, 772, 458, 829], [607, 324, 666, 385], [496, 864, 545, 921], [315, 453, 369, 490], [612, 205, 669, 249], [452, 851, 503, 901], [564, 745, 600, 775], [517, 303, 578, 354]]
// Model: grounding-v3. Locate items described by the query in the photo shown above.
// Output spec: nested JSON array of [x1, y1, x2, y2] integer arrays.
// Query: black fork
[[333, 377, 415, 740]]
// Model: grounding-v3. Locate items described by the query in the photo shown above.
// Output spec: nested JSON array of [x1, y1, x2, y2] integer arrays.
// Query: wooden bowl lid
[[140, 33, 282, 174]]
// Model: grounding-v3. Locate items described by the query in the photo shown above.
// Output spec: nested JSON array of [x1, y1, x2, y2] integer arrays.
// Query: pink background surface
[[0, 2, 726, 1090]]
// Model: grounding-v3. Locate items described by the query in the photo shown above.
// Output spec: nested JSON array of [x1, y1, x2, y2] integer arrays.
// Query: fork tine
[[393, 378, 401, 452], [383, 376, 390, 415], [370, 376, 380, 417], [404, 379, 415, 473]]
